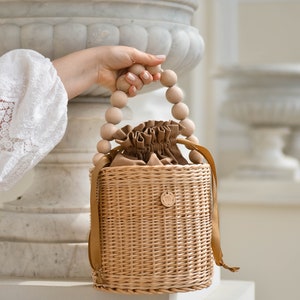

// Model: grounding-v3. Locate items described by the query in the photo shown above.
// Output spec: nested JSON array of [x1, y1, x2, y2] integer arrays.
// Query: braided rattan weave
[[90, 162, 214, 294]]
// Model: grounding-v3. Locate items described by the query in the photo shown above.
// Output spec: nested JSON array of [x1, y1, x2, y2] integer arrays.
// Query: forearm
[[52, 48, 99, 100]]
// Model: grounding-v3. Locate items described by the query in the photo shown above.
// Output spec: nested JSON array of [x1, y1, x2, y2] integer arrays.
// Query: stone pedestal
[[0, 102, 109, 277]]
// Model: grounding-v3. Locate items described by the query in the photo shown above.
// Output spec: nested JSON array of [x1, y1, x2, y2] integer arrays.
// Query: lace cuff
[[0, 49, 68, 191]]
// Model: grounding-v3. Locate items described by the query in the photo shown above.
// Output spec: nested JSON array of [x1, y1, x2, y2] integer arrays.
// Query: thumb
[[131, 50, 166, 67]]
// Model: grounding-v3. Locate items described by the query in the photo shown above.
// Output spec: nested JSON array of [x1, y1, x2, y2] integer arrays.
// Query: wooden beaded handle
[[92, 65, 199, 166]]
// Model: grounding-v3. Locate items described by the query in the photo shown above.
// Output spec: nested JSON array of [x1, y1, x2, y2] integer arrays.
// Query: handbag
[[88, 67, 238, 294]]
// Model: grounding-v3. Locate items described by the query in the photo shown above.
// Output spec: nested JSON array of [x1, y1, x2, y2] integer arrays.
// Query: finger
[[128, 85, 137, 97], [139, 70, 153, 85], [129, 64, 153, 85], [153, 73, 161, 81], [125, 72, 143, 90]]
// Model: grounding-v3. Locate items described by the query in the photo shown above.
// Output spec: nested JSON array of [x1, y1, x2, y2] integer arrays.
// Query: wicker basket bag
[[89, 67, 238, 294]]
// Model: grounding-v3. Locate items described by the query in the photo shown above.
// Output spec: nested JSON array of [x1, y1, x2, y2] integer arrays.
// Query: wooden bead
[[92, 152, 105, 166], [180, 118, 195, 137], [97, 139, 111, 154], [129, 64, 145, 75], [187, 135, 199, 144], [116, 74, 131, 92], [160, 69, 177, 87], [100, 123, 117, 141], [166, 86, 184, 104], [189, 150, 204, 164], [171, 102, 189, 120], [110, 91, 128, 108], [146, 65, 162, 75], [105, 106, 123, 124]]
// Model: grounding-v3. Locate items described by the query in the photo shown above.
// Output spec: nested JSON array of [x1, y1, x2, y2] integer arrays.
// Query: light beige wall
[[220, 203, 300, 300], [239, 2, 300, 64], [211, 2, 300, 300]]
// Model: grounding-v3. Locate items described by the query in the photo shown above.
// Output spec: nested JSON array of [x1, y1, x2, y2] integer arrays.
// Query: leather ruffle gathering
[[110, 120, 188, 167]]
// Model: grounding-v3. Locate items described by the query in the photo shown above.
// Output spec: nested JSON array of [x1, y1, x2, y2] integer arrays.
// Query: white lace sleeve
[[0, 49, 68, 191]]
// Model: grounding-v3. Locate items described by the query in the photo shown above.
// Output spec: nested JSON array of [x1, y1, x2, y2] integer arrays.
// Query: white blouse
[[0, 49, 68, 191]]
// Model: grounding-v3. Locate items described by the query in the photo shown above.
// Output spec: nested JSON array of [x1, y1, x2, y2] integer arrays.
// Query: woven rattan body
[[89, 163, 214, 294]]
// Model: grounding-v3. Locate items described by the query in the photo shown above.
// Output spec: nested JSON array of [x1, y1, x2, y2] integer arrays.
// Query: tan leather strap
[[177, 139, 239, 272], [89, 155, 111, 271]]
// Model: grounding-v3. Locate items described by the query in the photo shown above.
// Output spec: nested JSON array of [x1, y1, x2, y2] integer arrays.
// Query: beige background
[[195, 1, 300, 300], [239, 2, 300, 64]]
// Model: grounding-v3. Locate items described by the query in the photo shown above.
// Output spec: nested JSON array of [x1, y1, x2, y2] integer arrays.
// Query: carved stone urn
[[0, 0, 205, 278], [218, 65, 300, 180]]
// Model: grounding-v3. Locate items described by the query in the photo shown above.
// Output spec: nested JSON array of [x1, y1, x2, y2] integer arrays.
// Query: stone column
[[0, 0, 205, 278]]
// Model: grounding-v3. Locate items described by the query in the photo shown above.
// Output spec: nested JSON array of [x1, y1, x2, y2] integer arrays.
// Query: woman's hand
[[52, 46, 166, 100]]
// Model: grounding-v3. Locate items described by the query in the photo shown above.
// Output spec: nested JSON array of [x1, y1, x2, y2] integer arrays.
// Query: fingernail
[[127, 72, 136, 81], [142, 71, 150, 80], [155, 54, 166, 60]]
